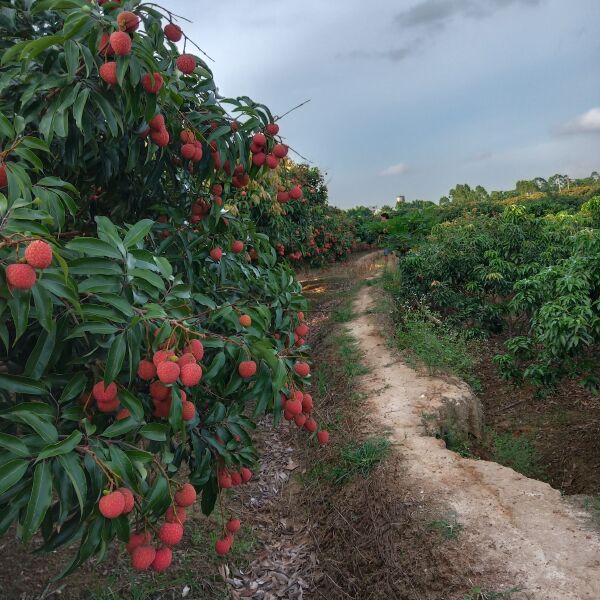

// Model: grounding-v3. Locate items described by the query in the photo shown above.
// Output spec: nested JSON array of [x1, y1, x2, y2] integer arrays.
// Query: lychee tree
[[0, 0, 328, 576]]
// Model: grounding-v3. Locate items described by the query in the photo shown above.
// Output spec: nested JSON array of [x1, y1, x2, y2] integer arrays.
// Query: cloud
[[380, 163, 410, 176], [396, 0, 542, 30], [467, 151, 494, 163], [337, 42, 418, 63], [559, 107, 600, 135]]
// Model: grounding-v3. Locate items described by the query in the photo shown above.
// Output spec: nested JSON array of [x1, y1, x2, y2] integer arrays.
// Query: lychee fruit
[[137, 359, 156, 381], [265, 154, 278, 169], [181, 143, 195, 160], [116, 408, 131, 420], [289, 185, 303, 200], [117, 487, 135, 513], [182, 400, 196, 421], [5, 263, 36, 289], [98, 32, 114, 57], [215, 535, 234, 556], [218, 471, 232, 489], [151, 546, 173, 572], [180, 363, 202, 387], [97, 397, 120, 413], [241, 467, 253, 483], [277, 191, 289, 204], [132, 545, 156, 571], [180, 129, 195, 144], [150, 128, 170, 147], [298, 311, 305, 321], [231, 240, 244, 254], [226, 519, 241, 534], [294, 413, 307, 427], [295, 323, 309, 337], [109, 31, 132, 56], [93, 381, 117, 403], [252, 152, 266, 167], [176, 54, 196, 74], [141, 72, 163, 94], [149, 113, 165, 130], [210, 247, 222, 262], [273, 143, 288, 158], [174, 482, 196, 507], [127, 531, 151, 554], [302, 393, 313, 413], [177, 353, 196, 368], [304, 418, 317, 433], [159, 522, 184, 546], [164, 23, 183, 42], [99, 491, 125, 519], [150, 381, 170, 403], [117, 11, 139, 33], [294, 362, 310, 377], [285, 399, 302, 416], [153, 349, 175, 366], [252, 132, 266, 147], [166, 504, 187, 525], [99, 61, 118, 86], [157, 361, 180, 384], [317, 430, 330, 445], [238, 361, 257, 378], [239, 314, 251, 327], [230, 471, 242, 486], [266, 123, 279, 136], [186, 339, 204, 361], [24, 240, 52, 269]]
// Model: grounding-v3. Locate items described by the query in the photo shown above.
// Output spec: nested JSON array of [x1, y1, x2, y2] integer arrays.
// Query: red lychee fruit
[[116, 408, 131, 421], [166, 504, 187, 524], [277, 191, 289, 204], [141, 72, 163, 94], [153, 349, 174, 366], [5, 263, 36, 289], [182, 400, 196, 421], [150, 381, 170, 402], [132, 545, 156, 571], [298, 311, 305, 321], [151, 546, 173, 572], [226, 519, 241, 534], [231, 240, 244, 254], [177, 353, 196, 368], [137, 359, 157, 381], [117, 11, 139, 33], [210, 247, 223, 262], [295, 323, 309, 337], [180, 363, 202, 387], [93, 381, 117, 403], [157, 361, 180, 384], [186, 339, 204, 361], [289, 185, 303, 200], [239, 314, 251, 327], [230, 471, 242, 486], [294, 362, 310, 377], [24, 240, 53, 269], [241, 467, 253, 483], [109, 31, 132, 56], [127, 531, 151, 554], [117, 487, 135, 513], [265, 154, 279, 169], [238, 361, 257, 378], [266, 123, 279, 136], [294, 413, 307, 427], [252, 152, 266, 167], [193, 142, 203, 161], [304, 418, 317, 433], [285, 399, 302, 416], [181, 143, 195, 160], [97, 397, 120, 413], [176, 54, 196, 74], [149, 114, 165, 130], [174, 482, 196, 507], [252, 132, 266, 147], [99, 491, 125, 519], [218, 471, 232, 489], [317, 430, 330, 445], [215, 535, 234, 556], [164, 23, 183, 42], [99, 61, 118, 86], [98, 32, 114, 57], [212, 184, 223, 196], [180, 129, 195, 144], [273, 143, 288, 158], [302, 393, 313, 413], [159, 522, 184, 546], [150, 128, 170, 147]]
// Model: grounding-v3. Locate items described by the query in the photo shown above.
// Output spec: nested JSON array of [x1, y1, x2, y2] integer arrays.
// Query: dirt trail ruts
[[349, 255, 600, 600]]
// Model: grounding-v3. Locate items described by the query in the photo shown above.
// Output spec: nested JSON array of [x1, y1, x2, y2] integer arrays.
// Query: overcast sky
[[169, 0, 600, 207]]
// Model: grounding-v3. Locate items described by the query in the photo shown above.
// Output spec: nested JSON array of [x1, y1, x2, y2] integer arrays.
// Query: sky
[[169, 0, 600, 208]]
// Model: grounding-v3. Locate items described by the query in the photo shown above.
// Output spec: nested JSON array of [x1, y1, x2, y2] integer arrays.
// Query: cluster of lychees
[[179, 129, 203, 163], [5, 240, 53, 290], [250, 126, 289, 172], [276, 184, 303, 204]]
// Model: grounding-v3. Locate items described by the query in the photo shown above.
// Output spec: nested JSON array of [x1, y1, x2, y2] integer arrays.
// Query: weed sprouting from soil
[[428, 514, 464, 540], [491, 433, 544, 479], [463, 586, 526, 600]]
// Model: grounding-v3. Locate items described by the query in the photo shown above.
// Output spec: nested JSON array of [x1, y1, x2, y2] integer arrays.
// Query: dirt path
[[349, 257, 600, 599]]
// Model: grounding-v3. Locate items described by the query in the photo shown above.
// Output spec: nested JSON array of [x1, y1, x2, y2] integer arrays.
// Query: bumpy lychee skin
[[302, 393, 314, 413], [239, 314, 251, 328], [289, 185, 303, 200], [230, 471, 242, 486], [166, 504, 188, 524], [252, 132, 266, 147], [117, 487, 135, 513], [141, 72, 163, 94], [215, 535, 234, 556], [149, 113, 165, 130], [99, 62, 118, 86], [296, 323, 309, 337], [132, 545, 156, 571], [137, 359, 157, 381], [109, 31, 132, 56], [96, 397, 119, 413], [294, 361, 310, 377], [164, 23, 183, 42], [150, 128, 170, 147], [176, 54, 196, 74], [181, 143, 195, 160], [241, 467, 253, 483], [317, 430, 330, 445], [277, 191, 289, 204], [126, 531, 151, 554], [186, 339, 204, 361], [298, 311, 305, 322], [252, 152, 266, 167], [231, 240, 244, 254], [227, 518, 241, 534], [157, 360, 180, 384], [5, 264, 36, 289], [238, 360, 257, 378], [150, 381, 170, 402], [24, 240, 53, 269], [174, 482, 196, 507], [159, 521, 184, 546], [273, 143, 288, 158], [218, 471, 232, 489], [93, 381, 117, 402], [180, 363, 202, 387], [304, 418, 317, 433], [210, 247, 222, 262], [98, 32, 114, 57], [117, 11, 139, 32], [99, 491, 125, 519], [294, 413, 307, 428], [266, 122, 279, 136], [177, 353, 196, 369], [116, 407, 131, 420], [285, 399, 302, 416], [153, 349, 175, 366], [151, 546, 173, 572], [180, 129, 195, 144], [181, 400, 196, 421], [265, 154, 278, 169]]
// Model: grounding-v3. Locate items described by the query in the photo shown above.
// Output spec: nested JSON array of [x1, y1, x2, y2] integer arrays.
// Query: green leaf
[[140, 423, 168, 441], [66, 237, 122, 259], [58, 453, 87, 515], [24, 321, 56, 379], [0, 433, 30, 458], [31, 283, 54, 333], [1, 410, 58, 444], [59, 372, 88, 404], [21, 460, 53, 542], [104, 334, 127, 385], [0, 374, 48, 395], [101, 418, 137, 438], [0, 458, 29, 496], [37, 430, 82, 461], [73, 87, 90, 131], [123, 219, 154, 249]]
